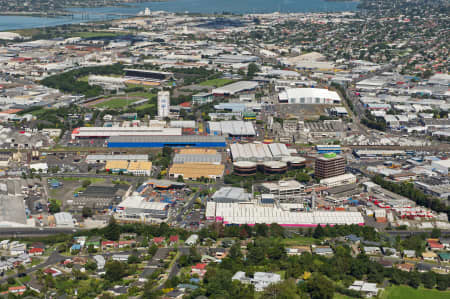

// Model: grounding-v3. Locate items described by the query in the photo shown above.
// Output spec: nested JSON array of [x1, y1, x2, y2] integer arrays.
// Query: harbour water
[[0, 0, 358, 31]]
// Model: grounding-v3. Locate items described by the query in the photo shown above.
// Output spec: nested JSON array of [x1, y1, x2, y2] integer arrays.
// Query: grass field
[[135, 102, 155, 111], [94, 98, 138, 109], [380, 286, 450, 299], [71, 31, 126, 39], [199, 78, 234, 87], [280, 236, 317, 246]]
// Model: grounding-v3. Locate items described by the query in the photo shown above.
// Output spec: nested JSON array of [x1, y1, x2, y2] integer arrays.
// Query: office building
[[315, 153, 345, 179], [158, 91, 170, 118]]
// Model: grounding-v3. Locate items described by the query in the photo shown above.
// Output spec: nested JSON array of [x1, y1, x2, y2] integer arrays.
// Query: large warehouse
[[115, 195, 169, 222], [206, 202, 364, 227], [212, 81, 259, 96], [124, 68, 174, 81], [208, 121, 256, 137], [278, 88, 341, 104], [72, 127, 181, 139], [230, 142, 291, 162], [107, 135, 226, 148]]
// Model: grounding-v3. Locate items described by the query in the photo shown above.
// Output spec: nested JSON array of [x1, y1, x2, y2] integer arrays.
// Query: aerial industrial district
[[0, 2, 449, 299]]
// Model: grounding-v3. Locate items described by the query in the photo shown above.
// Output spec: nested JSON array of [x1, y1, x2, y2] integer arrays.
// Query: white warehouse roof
[[209, 121, 256, 136], [212, 81, 259, 95], [279, 88, 341, 104], [206, 202, 364, 226], [230, 142, 290, 162]]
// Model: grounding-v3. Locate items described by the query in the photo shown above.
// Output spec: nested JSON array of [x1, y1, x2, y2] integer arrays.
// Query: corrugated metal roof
[[173, 154, 222, 164], [109, 135, 225, 143]]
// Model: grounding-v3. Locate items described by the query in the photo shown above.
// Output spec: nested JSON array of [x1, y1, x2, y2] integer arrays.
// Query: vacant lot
[[380, 286, 450, 299], [94, 98, 138, 109], [199, 78, 234, 87]]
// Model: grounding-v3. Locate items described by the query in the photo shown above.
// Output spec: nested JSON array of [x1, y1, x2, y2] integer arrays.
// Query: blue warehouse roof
[[108, 135, 226, 148]]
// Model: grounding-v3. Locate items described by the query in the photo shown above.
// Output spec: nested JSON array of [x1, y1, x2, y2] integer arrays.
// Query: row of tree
[[372, 174, 450, 218]]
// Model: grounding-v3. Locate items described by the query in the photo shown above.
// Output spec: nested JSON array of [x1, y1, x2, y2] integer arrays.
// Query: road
[[0, 251, 67, 283], [0, 227, 83, 237], [175, 191, 201, 223]]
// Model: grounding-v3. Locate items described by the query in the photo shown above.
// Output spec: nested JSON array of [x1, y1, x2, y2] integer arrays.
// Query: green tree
[[313, 225, 325, 239], [261, 279, 300, 299], [296, 172, 311, 183], [127, 255, 140, 264], [82, 179, 92, 188], [105, 261, 127, 282], [82, 207, 93, 218], [422, 272, 436, 289], [247, 63, 260, 79], [431, 228, 441, 238], [48, 199, 61, 214], [104, 217, 121, 241], [307, 274, 335, 299], [148, 243, 158, 256], [409, 271, 421, 288]]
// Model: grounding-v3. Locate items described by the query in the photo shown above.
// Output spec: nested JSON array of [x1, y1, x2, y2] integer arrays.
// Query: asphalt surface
[[0, 251, 67, 283], [0, 227, 82, 237]]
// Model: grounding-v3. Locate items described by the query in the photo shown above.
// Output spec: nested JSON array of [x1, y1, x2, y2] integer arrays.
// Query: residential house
[[438, 252, 450, 262], [44, 268, 62, 277], [209, 248, 228, 259], [191, 263, 207, 277], [427, 239, 444, 251], [403, 250, 416, 259], [153, 237, 165, 245], [72, 257, 88, 265], [422, 251, 438, 261], [177, 283, 199, 292], [70, 244, 81, 253], [0, 262, 9, 272], [232, 271, 282, 292], [364, 247, 381, 255], [120, 233, 137, 240], [345, 234, 362, 243], [440, 238, 450, 249], [93, 255, 106, 269], [396, 263, 415, 272], [118, 240, 136, 249], [28, 248, 44, 256], [74, 236, 87, 247], [8, 286, 26, 295], [349, 281, 382, 298], [201, 255, 221, 264], [286, 246, 311, 256], [185, 234, 199, 246], [169, 235, 179, 244], [377, 259, 393, 268], [101, 241, 117, 250], [417, 263, 433, 272], [382, 247, 399, 258], [9, 243, 26, 256], [0, 240, 9, 249], [112, 254, 129, 262], [86, 237, 101, 249], [313, 246, 334, 256], [165, 290, 184, 299]]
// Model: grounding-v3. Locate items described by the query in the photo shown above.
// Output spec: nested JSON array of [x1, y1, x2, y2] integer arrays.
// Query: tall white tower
[[157, 91, 170, 119]]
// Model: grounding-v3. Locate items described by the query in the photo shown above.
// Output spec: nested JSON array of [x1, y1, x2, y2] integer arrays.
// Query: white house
[[185, 234, 199, 246], [232, 271, 281, 292]]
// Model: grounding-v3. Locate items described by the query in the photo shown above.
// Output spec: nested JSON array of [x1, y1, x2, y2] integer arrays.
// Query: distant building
[[192, 92, 213, 105], [431, 159, 450, 175], [315, 154, 345, 180], [232, 271, 281, 292], [158, 91, 170, 119], [278, 88, 341, 104]]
